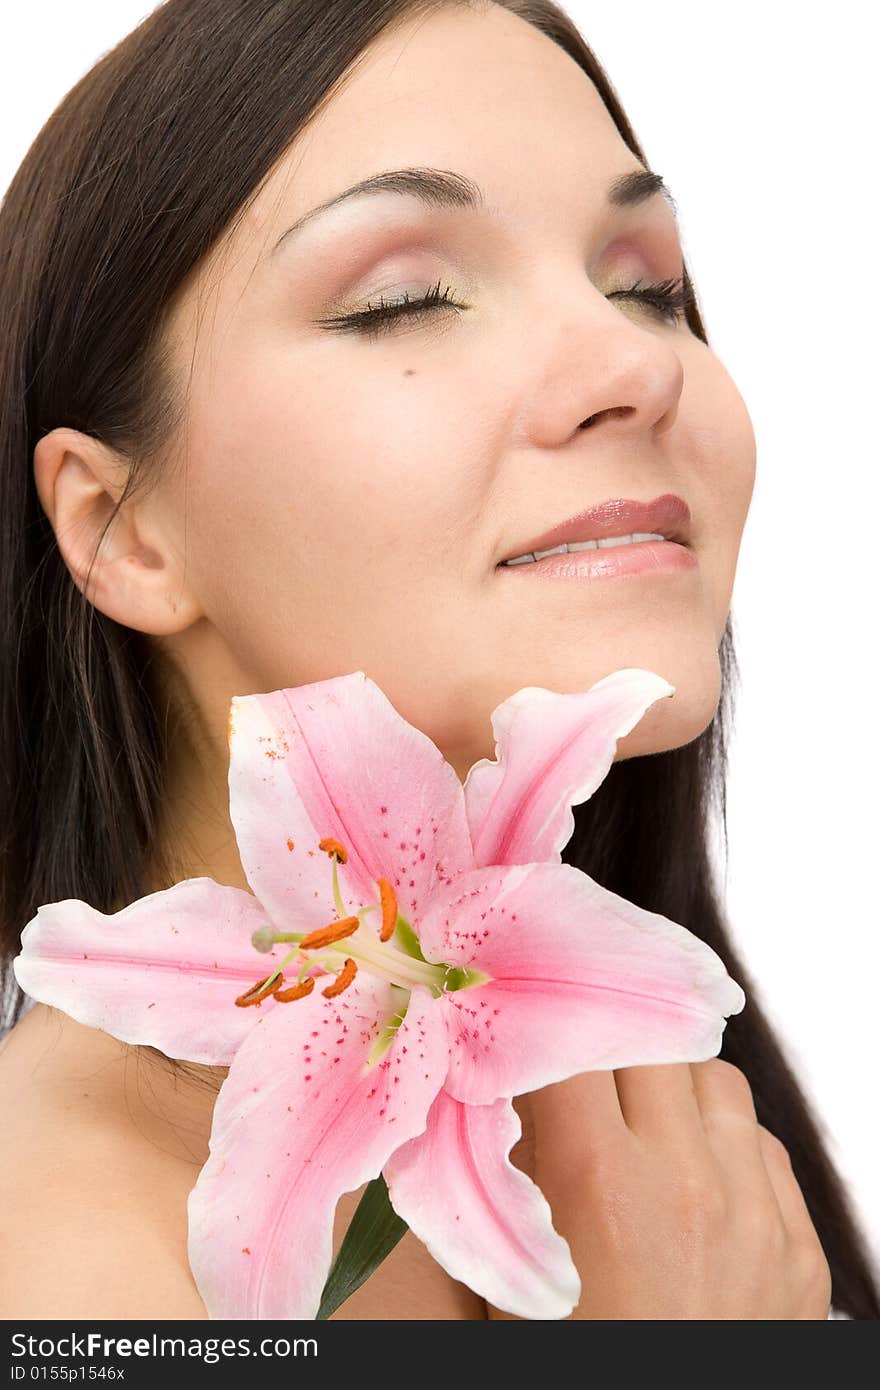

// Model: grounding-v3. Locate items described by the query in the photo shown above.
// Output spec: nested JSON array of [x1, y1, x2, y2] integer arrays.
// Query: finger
[[757, 1126, 818, 1242], [613, 1061, 704, 1139], [690, 1059, 778, 1203], [527, 1068, 628, 1156]]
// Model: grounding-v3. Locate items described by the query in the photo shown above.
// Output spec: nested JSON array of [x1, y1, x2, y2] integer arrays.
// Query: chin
[[613, 651, 723, 761]]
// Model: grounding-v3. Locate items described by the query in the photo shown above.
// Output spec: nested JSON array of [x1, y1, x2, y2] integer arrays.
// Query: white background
[[2, 2, 877, 1279]]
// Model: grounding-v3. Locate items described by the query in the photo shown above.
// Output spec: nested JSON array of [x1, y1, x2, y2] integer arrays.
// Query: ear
[[32, 427, 202, 636]]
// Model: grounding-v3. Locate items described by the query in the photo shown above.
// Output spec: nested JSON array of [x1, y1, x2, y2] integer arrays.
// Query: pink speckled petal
[[418, 861, 745, 1105], [227, 672, 475, 943], [384, 1088, 580, 1319], [187, 978, 449, 1320], [463, 669, 675, 867], [12, 878, 287, 1065]]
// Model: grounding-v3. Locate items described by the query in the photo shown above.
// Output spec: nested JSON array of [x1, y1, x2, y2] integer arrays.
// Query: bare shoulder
[[0, 1003, 213, 1320], [0, 1004, 486, 1320]]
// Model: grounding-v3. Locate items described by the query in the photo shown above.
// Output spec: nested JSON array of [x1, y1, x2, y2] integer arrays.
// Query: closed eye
[[315, 272, 695, 337]]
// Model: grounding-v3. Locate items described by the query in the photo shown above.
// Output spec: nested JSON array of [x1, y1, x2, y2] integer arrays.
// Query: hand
[[492, 1059, 832, 1319]]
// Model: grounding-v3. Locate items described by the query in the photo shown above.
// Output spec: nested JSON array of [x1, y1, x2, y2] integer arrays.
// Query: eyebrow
[[270, 164, 678, 255]]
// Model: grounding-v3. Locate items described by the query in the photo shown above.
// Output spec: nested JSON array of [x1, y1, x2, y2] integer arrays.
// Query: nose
[[512, 305, 684, 448], [578, 406, 633, 429]]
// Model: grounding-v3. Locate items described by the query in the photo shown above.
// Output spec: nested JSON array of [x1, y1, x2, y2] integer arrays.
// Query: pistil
[[236, 834, 490, 1010]]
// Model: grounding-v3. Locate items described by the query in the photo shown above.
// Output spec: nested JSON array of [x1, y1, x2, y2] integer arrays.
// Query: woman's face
[[136, 2, 755, 781]]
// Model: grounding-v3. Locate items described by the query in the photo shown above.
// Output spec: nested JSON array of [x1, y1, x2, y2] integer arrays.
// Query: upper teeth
[[500, 532, 667, 565]]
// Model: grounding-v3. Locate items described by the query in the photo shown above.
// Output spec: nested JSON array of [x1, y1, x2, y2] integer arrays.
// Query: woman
[[0, 0, 875, 1319]]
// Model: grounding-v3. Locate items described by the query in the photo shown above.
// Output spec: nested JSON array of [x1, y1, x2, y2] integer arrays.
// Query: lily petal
[[384, 1088, 580, 1319], [227, 671, 475, 939], [464, 669, 675, 867], [419, 861, 745, 1105], [187, 977, 449, 1320], [12, 878, 285, 1065]]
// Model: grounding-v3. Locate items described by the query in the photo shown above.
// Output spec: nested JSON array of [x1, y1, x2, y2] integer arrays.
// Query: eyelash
[[316, 273, 695, 337]]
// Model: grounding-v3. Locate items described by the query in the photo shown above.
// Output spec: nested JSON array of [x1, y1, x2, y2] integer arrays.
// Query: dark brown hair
[[0, 0, 875, 1318]]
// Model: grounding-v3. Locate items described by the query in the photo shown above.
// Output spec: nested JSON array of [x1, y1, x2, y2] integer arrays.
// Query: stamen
[[377, 876, 398, 942], [322, 957, 357, 999], [274, 975, 316, 1003], [319, 836, 349, 864], [298, 915, 360, 952], [235, 971, 285, 1008]]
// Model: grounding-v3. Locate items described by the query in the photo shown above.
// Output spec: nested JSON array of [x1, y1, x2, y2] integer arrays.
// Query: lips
[[497, 494, 692, 565]]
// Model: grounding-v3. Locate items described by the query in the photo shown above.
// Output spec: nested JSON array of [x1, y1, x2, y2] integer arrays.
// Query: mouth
[[494, 535, 697, 581], [495, 493, 691, 567]]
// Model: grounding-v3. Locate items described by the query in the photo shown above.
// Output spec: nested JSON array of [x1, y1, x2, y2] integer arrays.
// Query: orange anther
[[377, 877, 398, 942], [235, 971, 284, 1008], [319, 837, 348, 864], [322, 957, 357, 999], [274, 975, 316, 1003], [298, 915, 360, 952]]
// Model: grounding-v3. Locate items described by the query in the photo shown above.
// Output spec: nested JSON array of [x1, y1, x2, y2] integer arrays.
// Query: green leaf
[[315, 1174, 409, 1319]]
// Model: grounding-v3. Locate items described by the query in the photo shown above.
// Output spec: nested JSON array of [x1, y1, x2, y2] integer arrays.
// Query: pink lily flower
[[13, 668, 745, 1320]]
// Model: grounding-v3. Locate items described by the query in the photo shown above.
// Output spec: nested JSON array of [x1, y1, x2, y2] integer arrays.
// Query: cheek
[[681, 345, 756, 610], [693, 348, 756, 518], [247, 342, 492, 571], [176, 345, 485, 669]]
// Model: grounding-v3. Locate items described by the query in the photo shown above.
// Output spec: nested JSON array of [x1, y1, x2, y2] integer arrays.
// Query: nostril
[[579, 406, 632, 429]]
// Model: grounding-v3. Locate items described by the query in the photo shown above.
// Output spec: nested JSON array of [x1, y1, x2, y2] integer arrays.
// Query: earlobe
[[32, 426, 203, 637]]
